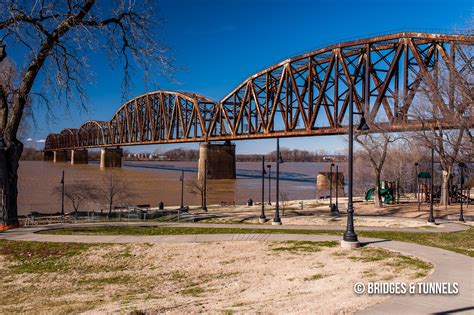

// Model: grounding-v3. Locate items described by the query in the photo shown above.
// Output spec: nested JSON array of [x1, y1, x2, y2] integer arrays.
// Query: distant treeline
[[150, 148, 344, 162], [238, 149, 345, 162], [21, 147, 345, 162], [157, 148, 199, 161], [20, 147, 43, 160]]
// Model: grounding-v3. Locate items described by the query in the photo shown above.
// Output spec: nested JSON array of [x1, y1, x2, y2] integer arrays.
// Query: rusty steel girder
[[44, 32, 473, 151]]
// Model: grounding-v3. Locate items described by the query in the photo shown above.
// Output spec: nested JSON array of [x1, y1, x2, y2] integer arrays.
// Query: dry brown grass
[[0, 240, 432, 314]]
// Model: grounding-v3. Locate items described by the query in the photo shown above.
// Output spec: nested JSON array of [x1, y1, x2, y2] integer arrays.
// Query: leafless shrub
[[54, 181, 99, 217], [99, 170, 135, 215]]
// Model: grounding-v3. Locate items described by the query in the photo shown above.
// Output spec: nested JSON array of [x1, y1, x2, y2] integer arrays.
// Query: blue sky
[[25, 0, 473, 153]]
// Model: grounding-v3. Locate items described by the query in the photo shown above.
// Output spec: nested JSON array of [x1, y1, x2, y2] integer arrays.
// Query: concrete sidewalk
[[0, 223, 472, 314]]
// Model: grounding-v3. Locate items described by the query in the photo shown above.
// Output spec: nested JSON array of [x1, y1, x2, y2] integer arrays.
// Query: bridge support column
[[53, 150, 68, 163], [317, 172, 344, 187], [100, 148, 123, 168], [71, 149, 88, 165], [198, 142, 236, 180], [43, 151, 54, 162]]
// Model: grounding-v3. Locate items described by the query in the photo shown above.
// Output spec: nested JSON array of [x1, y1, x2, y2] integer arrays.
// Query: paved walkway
[[17, 220, 471, 233], [0, 223, 472, 314]]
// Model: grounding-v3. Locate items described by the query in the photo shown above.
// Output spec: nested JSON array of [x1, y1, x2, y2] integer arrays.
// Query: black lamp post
[[60, 170, 65, 215], [180, 169, 185, 210], [202, 161, 208, 212], [334, 165, 340, 216], [343, 84, 369, 245], [273, 138, 283, 225], [329, 163, 335, 213], [428, 148, 435, 224], [415, 162, 420, 211], [267, 164, 272, 205], [260, 156, 267, 223], [459, 162, 466, 222]]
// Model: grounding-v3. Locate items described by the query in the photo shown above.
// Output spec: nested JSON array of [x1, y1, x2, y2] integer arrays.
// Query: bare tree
[[187, 179, 205, 208], [409, 42, 473, 208], [0, 1, 172, 226], [99, 170, 134, 215], [54, 181, 98, 217], [355, 132, 401, 208], [383, 140, 427, 193]]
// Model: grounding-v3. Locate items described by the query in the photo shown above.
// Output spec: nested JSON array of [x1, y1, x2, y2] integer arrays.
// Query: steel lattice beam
[[44, 32, 474, 151]]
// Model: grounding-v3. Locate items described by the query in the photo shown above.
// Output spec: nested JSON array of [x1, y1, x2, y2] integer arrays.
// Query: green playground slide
[[365, 187, 375, 201], [365, 186, 394, 204]]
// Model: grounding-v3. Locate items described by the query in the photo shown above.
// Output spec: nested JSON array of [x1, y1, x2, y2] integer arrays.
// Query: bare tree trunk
[[374, 170, 383, 208], [440, 166, 452, 208], [0, 140, 22, 227]]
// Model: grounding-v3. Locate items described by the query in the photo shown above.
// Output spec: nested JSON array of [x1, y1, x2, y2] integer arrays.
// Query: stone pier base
[[198, 142, 236, 180], [317, 172, 344, 187], [71, 149, 88, 165], [53, 150, 68, 163], [100, 148, 123, 168], [43, 151, 54, 161]]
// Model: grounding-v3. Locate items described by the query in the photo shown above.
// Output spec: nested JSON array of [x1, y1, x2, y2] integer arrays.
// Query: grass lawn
[[41, 225, 474, 257]]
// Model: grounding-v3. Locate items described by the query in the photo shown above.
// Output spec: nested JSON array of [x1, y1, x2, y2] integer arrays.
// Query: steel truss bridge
[[44, 32, 473, 151]]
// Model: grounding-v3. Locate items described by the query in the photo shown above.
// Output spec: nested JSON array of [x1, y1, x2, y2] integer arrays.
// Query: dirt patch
[[0, 241, 431, 314]]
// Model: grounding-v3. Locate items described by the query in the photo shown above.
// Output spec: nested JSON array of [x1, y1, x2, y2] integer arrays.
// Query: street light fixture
[[428, 148, 436, 224], [415, 162, 420, 211], [180, 169, 185, 210], [329, 163, 335, 214], [334, 165, 340, 215], [459, 162, 466, 222], [260, 156, 267, 223], [267, 164, 272, 205], [60, 170, 65, 216], [273, 138, 284, 225], [343, 84, 369, 247]]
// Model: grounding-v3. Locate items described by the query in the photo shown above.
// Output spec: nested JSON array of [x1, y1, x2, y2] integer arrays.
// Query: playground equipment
[[364, 181, 395, 204]]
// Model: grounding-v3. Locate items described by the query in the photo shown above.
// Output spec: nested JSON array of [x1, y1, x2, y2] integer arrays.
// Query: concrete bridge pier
[[53, 150, 68, 163], [100, 148, 123, 168], [71, 149, 88, 165], [43, 151, 54, 161], [317, 172, 345, 187], [198, 141, 236, 180]]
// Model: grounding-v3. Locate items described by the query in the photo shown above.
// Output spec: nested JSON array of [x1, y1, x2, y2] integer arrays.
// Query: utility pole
[[180, 169, 184, 210], [260, 156, 266, 223], [61, 170, 65, 215], [428, 148, 435, 224]]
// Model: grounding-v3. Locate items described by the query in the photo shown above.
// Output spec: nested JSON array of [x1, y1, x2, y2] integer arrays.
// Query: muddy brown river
[[18, 160, 345, 215]]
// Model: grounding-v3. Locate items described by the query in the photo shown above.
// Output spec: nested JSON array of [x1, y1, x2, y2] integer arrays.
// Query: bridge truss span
[[44, 32, 473, 151]]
